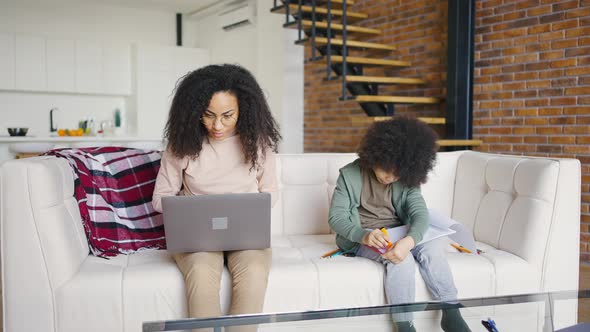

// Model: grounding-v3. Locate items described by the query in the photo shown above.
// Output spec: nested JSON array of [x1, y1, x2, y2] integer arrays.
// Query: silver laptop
[[162, 192, 271, 253]]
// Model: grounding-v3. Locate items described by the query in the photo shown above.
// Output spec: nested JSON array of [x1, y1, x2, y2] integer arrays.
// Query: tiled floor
[[0, 265, 588, 331]]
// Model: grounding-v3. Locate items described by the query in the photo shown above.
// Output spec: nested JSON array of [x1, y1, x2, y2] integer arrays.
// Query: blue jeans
[[355, 238, 458, 322]]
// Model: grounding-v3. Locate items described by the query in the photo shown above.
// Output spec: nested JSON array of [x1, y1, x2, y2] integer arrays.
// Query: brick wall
[[474, 0, 590, 263], [301, 0, 590, 263]]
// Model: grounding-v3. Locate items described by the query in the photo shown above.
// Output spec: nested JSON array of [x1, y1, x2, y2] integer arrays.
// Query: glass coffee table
[[143, 289, 590, 332]]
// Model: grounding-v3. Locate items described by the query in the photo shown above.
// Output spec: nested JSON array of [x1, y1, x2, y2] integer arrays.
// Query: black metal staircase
[[271, 0, 482, 148]]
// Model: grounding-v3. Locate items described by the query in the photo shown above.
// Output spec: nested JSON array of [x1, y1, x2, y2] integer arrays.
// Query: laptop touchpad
[[212, 217, 228, 230]]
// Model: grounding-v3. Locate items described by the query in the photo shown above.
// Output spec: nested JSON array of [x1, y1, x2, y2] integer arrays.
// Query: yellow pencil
[[451, 243, 472, 254]]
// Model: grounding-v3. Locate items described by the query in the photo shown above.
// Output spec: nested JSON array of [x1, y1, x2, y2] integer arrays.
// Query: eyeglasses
[[200, 113, 238, 126]]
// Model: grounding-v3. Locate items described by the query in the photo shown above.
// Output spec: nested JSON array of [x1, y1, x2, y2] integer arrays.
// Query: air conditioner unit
[[219, 3, 255, 31]]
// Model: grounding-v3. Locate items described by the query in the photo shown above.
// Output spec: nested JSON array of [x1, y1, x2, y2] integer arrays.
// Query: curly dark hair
[[357, 116, 438, 188], [164, 64, 281, 169]]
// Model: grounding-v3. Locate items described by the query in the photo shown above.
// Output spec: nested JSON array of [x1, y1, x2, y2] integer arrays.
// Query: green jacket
[[328, 159, 430, 253]]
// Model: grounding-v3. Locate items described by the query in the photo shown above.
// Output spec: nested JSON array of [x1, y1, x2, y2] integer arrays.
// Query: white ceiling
[[90, 0, 224, 15]]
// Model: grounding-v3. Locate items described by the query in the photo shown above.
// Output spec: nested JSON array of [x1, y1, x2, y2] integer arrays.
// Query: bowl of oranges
[[57, 128, 85, 136]]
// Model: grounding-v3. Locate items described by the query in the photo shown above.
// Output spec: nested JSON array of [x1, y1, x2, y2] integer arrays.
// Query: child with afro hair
[[328, 117, 470, 332]]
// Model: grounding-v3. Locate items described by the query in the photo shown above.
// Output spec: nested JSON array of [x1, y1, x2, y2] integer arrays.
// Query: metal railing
[[340, 0, 350, 100], [273, 0, 351, 100]]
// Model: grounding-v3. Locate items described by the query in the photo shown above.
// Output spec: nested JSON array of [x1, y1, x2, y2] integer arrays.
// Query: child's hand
[[362, 229, 390, 249], [381, 236, 415, 264]]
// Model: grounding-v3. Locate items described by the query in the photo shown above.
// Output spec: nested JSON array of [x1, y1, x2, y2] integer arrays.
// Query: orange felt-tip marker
[[380, 228, 393, 249], [321, 248, 340, 258]]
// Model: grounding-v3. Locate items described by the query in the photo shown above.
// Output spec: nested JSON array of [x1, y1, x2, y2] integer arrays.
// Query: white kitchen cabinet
[[76, 40, 131, 95], [1, 34, 131, 95], [75, 40, 102, 94], [0, 33, 15, 90], [136, 70, 175, 138], [135, 44, 209, 138], [103, 43, 131, 95], [15, 35, 46, 91], [46, 38, 75, 92]]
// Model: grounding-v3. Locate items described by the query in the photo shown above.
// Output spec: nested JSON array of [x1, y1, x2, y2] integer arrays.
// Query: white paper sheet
[[365, 208, 470, 254]]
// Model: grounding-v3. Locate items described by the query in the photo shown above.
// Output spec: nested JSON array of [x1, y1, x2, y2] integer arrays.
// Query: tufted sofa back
[[271, 152, 464, 236], [271, 153, 357, 235]]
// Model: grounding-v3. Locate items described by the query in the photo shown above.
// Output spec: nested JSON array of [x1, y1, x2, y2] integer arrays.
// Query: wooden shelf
[[346, 75, 425, 85], [285, 20, 381, 35], [355, 95, 440, 104], [296, 37, 395, 51]]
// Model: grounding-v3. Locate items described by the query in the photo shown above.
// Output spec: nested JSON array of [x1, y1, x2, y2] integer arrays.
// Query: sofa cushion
[[56, 250, 188, 332], [45, 147, 164, 257], [264, 235, 498, 315], [474, 242, 540, 296], [265, 246, 321, 312]]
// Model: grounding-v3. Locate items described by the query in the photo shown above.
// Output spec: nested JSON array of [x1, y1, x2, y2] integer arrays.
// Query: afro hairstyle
[[164, 64, 281, 170], [357, 116, 438, 187]]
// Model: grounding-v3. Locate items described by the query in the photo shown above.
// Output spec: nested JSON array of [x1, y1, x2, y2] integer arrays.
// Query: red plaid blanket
[[45, 146, 165, 257]]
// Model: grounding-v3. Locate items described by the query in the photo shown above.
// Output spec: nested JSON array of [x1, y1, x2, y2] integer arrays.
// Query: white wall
[[192, 0, 304, 153], [0, 0, 189, 137], [281, 29, 304, 154], [0, 0, 181, 46], [193, 13, 257, 73]]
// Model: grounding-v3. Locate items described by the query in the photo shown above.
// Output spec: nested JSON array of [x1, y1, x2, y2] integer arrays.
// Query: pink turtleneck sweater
[[152, 135, 278, 213]]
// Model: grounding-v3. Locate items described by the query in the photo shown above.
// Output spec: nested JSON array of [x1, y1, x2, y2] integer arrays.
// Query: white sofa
[[0, 151, 581, 332]]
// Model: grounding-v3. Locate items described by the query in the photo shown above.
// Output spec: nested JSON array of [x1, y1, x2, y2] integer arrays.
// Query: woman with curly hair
[[152, 64, 281, 331], [328, 117, 470, 332]]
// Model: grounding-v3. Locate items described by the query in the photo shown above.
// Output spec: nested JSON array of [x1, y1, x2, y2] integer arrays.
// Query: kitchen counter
[[0, 136, 163, 142], [0, 136, 165, 163]]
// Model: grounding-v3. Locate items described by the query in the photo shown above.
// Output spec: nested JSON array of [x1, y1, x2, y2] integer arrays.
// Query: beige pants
[[174, 249, 272, 332]]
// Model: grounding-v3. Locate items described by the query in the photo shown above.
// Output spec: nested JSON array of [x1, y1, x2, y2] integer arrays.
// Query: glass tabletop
[[143, 289, 590, 332]]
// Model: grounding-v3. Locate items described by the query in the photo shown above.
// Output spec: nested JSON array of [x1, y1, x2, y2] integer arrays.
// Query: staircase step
[[296, 37, 395, 51], [351, 116, 445, 125], [308, 0, 356, 8], [355, 95, 440, 104], [284, 20, 381, 35], [316, 0, 356, 6], [280, 0, 355, 6], [271, 4, 368, 22], [437, 139, 483, 147], [346, 75, 425, 85], [317, 55, 411, 67]]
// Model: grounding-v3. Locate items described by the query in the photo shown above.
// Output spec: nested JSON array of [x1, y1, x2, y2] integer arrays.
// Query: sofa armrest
[[541, 158, 581, 292], [1, 157, 89, 332], [541, 158, 581, 329]]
